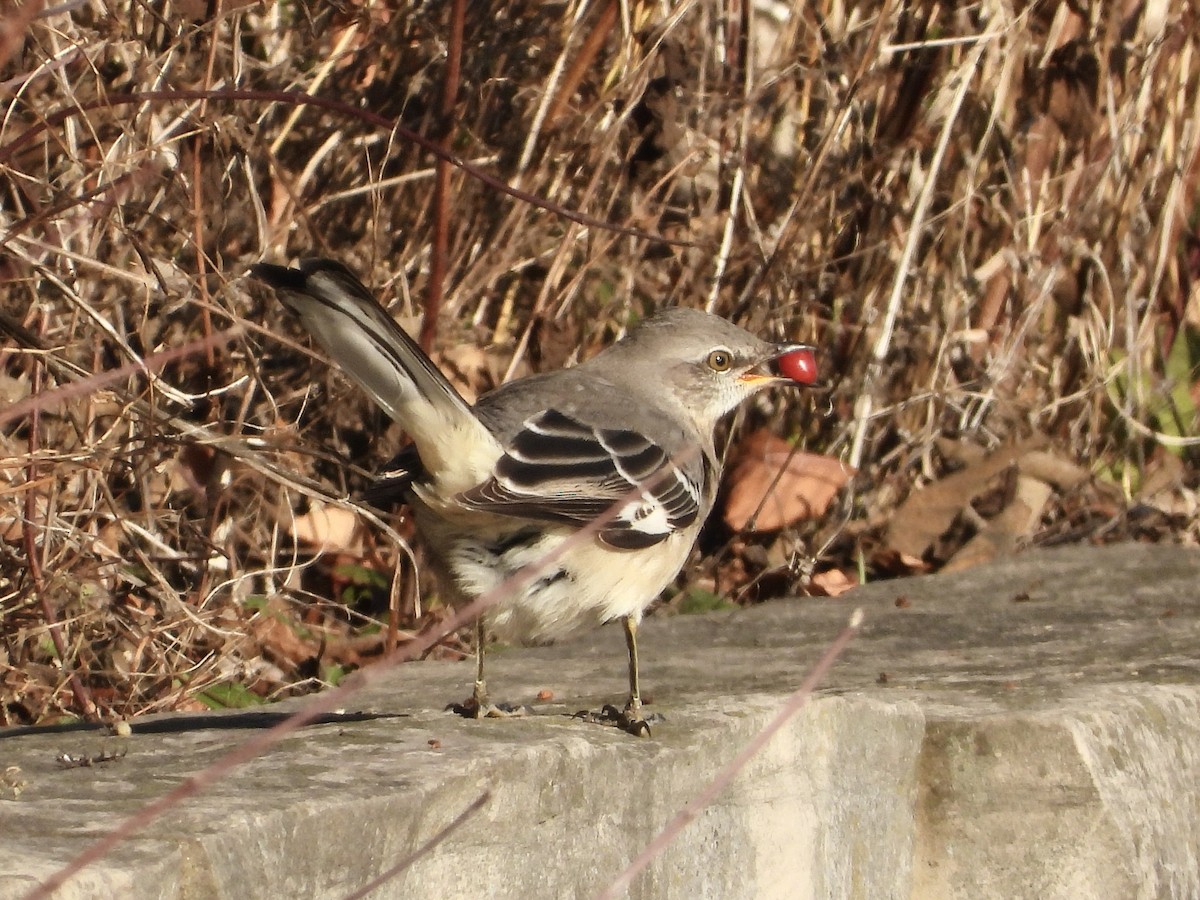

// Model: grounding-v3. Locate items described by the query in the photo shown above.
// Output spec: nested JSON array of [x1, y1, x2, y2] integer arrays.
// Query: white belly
[[417, 510, 695, 645]]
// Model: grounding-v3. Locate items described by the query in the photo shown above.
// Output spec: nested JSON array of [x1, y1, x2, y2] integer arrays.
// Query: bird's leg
[[571, 615, 659, 735], [623, 615, 644, 721], [471, 618, 489, 713], [614, 615, 651, 736], [449, 619, 526, 719]]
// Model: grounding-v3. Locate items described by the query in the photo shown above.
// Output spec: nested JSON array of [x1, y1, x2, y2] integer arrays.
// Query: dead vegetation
[[2, 1, 1199, 725]]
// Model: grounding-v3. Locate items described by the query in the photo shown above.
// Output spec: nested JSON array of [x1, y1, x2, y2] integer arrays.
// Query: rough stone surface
[[1, 543, 1198, 899]]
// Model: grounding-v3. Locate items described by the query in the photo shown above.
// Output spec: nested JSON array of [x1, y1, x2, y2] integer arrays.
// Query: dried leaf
[[809, 569, 858, 597], [942, 475, 1054, 573], [0, 373, 28, 406], [437, 343, 502, 403], [250, 596, 318, 669], [172, 443, 217, 497], [1017, 450, 1089, 490], [723, 431, 854, 532], [1042, 40, 1099, 144], [1137, 452, 1186, 508], [287, 502, 363, 553], [885, 439, 1044, 561]]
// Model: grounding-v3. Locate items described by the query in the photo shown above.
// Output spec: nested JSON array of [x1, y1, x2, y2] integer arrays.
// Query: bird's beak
[[738, 343, 820, 387]]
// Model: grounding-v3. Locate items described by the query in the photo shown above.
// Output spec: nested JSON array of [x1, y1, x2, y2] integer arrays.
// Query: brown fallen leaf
[[723, 430, 854, 532], [286, 501, 364, 554], [809, 568, 858, 597], [1017, 449, 1089, 490], [437, 342, 510, 404], [884, 438, 1045, 561], [871, 547, 931, 574], [934, 435, 988, 467], [249, 596, 319, 669], [942, 474, 1054, 573], [1137, 451, 1185, 505]]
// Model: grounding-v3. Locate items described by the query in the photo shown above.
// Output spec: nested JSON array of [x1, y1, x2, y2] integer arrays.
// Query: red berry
[[775, 347, 818, 384]]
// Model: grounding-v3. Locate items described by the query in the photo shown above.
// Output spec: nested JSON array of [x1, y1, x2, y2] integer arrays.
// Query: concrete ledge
[[2, 543, 1198, 898]]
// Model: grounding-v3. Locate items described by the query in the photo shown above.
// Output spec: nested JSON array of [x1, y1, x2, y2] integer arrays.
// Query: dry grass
[[2, 0, 1199, 725]]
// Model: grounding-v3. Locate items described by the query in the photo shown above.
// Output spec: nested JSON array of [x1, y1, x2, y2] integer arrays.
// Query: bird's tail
[[251, 258, 499, 493]]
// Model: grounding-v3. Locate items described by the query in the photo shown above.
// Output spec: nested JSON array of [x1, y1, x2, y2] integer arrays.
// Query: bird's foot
[[572, 702, 662, 737], [447, 697, 528, 719]]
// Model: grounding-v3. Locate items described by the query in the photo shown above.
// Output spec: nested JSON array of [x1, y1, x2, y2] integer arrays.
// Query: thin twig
[[0, 88, 694, 250], [190, 0, 222, 368], [18, 316, 97, 721], [421, 0, 467, 353], [705, 0, 755, 314], [734, 1, 893, 313], [847, 42, 986, 470], [543, 0, 619, 132], [0, 328, 242, 429]]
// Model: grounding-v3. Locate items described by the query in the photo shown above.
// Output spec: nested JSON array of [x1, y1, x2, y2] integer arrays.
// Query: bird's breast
[[419, 517, 696, 646]]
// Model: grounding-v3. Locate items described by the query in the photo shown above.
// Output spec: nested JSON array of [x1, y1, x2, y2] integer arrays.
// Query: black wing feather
[[456, 409, 703, 549]]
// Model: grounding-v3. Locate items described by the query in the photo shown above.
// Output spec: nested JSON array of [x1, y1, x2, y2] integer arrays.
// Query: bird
[[251, 258, 818, 734]]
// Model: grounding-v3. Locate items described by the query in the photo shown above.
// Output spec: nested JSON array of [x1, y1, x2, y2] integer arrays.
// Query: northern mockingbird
[[252, 258, 818, 734]]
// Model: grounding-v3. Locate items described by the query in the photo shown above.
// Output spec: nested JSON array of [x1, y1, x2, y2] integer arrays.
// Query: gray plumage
[[252, 257, 816, 731]]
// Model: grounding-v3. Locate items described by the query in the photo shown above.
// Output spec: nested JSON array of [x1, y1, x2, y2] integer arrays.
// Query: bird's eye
[[707, 349, 733, 372]]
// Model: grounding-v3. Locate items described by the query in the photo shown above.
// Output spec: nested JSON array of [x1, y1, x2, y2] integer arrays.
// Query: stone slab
[[1, 543, 1198, 899]]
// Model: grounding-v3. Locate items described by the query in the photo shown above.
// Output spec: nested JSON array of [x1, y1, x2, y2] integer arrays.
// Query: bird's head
[[593, 307, 819, 432]]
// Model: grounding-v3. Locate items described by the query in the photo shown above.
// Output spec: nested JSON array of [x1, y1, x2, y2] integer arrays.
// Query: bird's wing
[[456, 409, 706, 550]]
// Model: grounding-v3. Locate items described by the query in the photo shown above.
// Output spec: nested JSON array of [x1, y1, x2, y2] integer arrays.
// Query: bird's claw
[[447, 698, 528, 719], [572, 703, 662, 737]]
